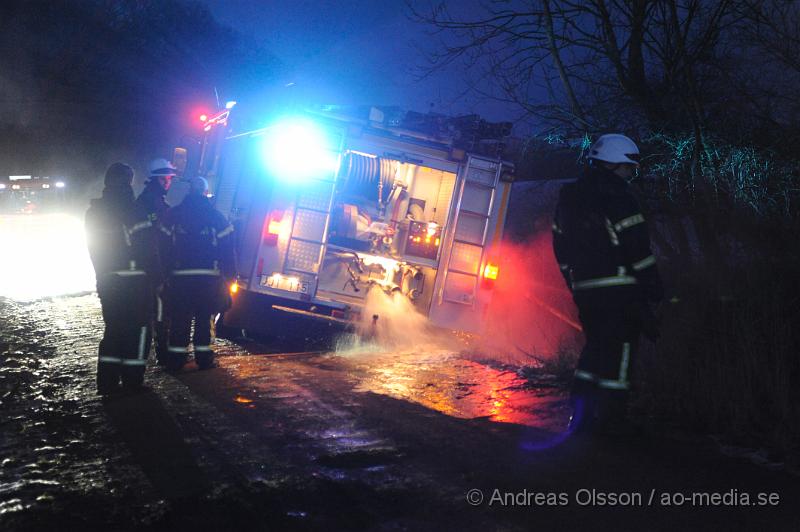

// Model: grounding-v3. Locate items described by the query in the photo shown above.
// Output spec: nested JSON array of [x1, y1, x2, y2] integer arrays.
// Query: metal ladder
[[282, 173, 338, 277], [440, 156, 501, 305]]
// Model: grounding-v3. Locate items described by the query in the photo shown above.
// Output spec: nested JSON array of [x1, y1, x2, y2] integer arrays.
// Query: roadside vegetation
[[411, 0, 800, 460]]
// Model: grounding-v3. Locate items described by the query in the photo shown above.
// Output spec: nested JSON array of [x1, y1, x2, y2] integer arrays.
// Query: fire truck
[[198, 106, 514, 335]]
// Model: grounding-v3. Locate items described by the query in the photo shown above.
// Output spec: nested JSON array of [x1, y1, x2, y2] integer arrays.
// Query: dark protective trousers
[[570, 303, 642, 430], [165, 274, 222, 369], [97, 276, 153, 392]]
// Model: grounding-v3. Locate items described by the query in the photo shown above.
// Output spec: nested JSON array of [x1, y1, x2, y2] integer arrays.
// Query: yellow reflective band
[[99, 356, 123, 364], [168, 346, 188, 353], [572, 275, 637, 290], [632, 255, 657, 271], [613, 214, 645, 232], [551, 222, 563, 235], [619, 342, 630, 383], [138, 327, 147, 360], [171, 269, 220, 276], [121, 359, 147, 366], [128, 220, 153, 234], [574, 369, 596, 381], [112, 269, 146, 276], [559, 263, 570, 271], [217, 225, 234, 238], [194, 346, 213, 352], [160, 226, 172, 236], [598, 379, 630, 390], [604, 218, 620, 246]]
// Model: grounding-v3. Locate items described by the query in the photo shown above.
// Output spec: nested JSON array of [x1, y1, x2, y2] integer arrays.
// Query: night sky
[[201, 0, 511, 120]]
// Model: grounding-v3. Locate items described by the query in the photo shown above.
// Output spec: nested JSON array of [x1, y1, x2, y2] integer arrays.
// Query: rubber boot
[[121, 367, 145, 391], [195, 351, 216, 370], [568, 393, 597, 435], [97, 361, 120, 395], [594, 390, 636, 437], [165, 352, 187, 373]]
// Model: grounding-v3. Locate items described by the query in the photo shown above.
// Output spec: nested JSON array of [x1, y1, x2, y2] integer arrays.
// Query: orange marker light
[[199, 113, 208, 122], [229, 280, 239, 294], [483, 263, 499, 280]]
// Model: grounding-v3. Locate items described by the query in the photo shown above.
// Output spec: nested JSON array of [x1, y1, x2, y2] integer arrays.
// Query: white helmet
[[148, 158, 177, 176], [587, 134, 640, 165]]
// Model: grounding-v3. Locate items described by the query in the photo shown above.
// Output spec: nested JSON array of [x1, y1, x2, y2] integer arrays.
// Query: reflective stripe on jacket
[[552, 166, 663, 303]]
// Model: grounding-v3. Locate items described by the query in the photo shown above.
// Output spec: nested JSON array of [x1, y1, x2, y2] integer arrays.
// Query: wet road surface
[[2, 294, 799, 531]]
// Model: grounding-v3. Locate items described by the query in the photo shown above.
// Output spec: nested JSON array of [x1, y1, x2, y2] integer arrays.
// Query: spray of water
[[479, 233, 583, 365], [334, 232, 583, 365], [334, 286, 462, 356]]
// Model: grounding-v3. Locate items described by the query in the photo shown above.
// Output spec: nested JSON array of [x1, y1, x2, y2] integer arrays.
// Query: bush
[[638, 259, 800, 459]]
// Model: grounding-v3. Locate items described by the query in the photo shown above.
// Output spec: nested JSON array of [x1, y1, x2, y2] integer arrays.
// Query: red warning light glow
[[268, 219, 282, 235], [262, 211, 284, 245]]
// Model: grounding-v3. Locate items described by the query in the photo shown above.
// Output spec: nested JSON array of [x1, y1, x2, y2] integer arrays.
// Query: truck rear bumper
[[222, 289, 352, 341]]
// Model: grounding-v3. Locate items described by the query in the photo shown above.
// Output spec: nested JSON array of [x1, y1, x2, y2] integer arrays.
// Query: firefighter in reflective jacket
[[135, 158, 176, 365], [161, 176, 235, 371], [86, 163, 161, 394], [552, 134, 663, 433]]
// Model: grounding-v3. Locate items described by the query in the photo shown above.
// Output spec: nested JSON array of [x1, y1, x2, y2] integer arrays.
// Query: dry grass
[[636, 261, 800, 461]]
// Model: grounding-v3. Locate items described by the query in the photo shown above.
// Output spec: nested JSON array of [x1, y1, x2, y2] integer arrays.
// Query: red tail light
[[262, 210, 284, 245], [268, 219, 282, 235]]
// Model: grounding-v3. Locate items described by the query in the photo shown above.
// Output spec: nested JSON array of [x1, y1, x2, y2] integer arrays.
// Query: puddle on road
[[325, 285, 569, 430], [226, 330, 569, 432], [0, 294, 154, 523], [0, 285, 569, 527], [347, 349, 569, 431]]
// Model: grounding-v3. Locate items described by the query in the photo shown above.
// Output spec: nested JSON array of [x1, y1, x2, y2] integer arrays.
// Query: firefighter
[[161, 176, 235, 371], [135, 158, 176, 365], [552, 134, 663, 435], [86, 163, 160, 394]]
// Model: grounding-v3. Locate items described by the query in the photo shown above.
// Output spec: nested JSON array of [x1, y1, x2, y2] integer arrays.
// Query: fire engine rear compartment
[[250, 148, 459, 318], [314, 153, 457, 314], [216, 117, 510, 335]]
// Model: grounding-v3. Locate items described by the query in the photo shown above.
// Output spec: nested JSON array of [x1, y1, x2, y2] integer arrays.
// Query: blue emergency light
[[261, 118, 338, 182]]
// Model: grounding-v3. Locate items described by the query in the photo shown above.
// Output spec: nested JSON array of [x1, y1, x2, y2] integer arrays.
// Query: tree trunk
[[542, 0, 587, 128]]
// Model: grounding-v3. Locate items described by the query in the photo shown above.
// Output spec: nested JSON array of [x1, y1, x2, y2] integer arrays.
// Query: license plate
[[263, 274, 309, 294]]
